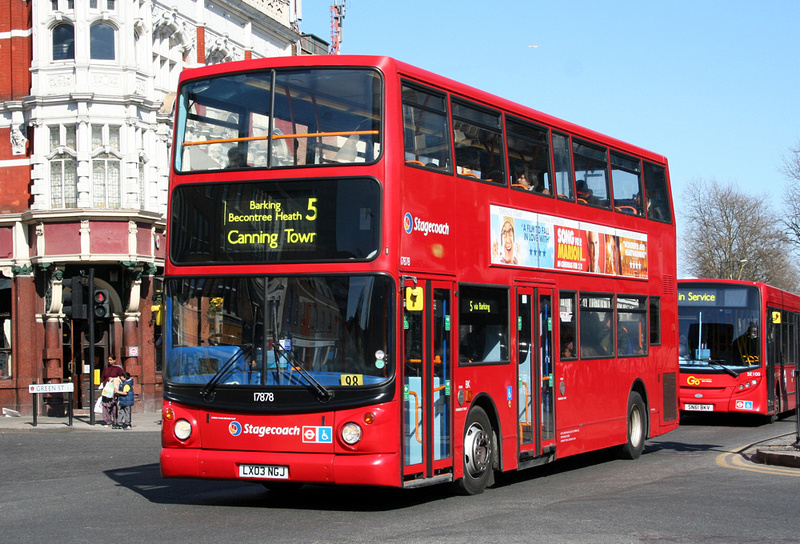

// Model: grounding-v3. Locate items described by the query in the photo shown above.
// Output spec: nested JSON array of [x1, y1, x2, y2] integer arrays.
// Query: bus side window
[[559, 292, 577, 359], [617, 296, 647, 356], [611, 152, 643, 216], [507, 116, 553, 196], [643, 162, 672, 223], [452, 99, 505, 184], [579, 294, 614, 358], [458, 285, 509, 363], [402, 82, 452, 172], [573, 139, 610, 209], [552, 132, 574, 201]]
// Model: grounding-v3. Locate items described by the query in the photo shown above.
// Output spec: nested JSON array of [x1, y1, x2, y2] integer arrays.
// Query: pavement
[[1, 408, 799, 469], [0, 408, 163, 433], [752, 433, 800, 469]]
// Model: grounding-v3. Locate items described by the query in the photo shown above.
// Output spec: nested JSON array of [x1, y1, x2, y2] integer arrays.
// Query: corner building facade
[[0, 0, 314, 414]]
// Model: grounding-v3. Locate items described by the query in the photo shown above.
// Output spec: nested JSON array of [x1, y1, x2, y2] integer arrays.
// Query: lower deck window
[[459, 285, 509, 363]]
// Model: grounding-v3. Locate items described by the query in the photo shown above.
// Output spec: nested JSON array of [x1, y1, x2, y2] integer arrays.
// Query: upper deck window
[[452, 99, 505, 184], [611, 152, 643, 215], [643, 162, 672, 223], [573, 139, 610, 209], [175, 68, 382, 172], [402, 82, 452, 172], [507, 116, 552, 196], [552, 132, 574, 201]]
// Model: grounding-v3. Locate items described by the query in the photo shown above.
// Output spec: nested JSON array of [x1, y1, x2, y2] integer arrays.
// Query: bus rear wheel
[[620, 391, 646, 460], [457, 406, 494, 495]]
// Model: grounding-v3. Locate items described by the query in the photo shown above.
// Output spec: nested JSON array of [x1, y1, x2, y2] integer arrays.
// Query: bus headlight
[[174, 419, 192, 441], [341, 422, 363, 445]]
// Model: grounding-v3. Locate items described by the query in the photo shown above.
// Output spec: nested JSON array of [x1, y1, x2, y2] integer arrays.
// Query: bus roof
[[176, 55, 669, 167]]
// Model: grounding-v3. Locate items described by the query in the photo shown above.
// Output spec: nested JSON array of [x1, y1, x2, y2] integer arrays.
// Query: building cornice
[[18, 208, 166, 228]]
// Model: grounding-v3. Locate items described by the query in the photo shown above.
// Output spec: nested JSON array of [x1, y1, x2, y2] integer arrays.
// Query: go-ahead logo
[[686, 375, 712, 386]]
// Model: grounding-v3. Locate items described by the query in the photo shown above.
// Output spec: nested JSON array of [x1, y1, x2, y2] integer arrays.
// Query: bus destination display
[[170, 178, 380, 264], [224, 196, 318, 250]]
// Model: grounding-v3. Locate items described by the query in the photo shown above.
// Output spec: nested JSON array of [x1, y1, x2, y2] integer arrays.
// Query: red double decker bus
[[160, 55, 679, 494], [678, 279, 799, 420]]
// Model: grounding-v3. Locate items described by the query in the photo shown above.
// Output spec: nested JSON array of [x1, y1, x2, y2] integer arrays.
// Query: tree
[[780, 141, 800, 250], [679, 177, 800, 292]]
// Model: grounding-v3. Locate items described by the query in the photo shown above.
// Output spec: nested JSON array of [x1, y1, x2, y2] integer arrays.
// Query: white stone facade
[[28, 0, 301, 217]]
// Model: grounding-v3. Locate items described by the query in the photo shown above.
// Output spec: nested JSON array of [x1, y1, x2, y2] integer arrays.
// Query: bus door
[[402, 278, 454, 484], [516, 286, 556, 458], [766, 310, 778, 413]]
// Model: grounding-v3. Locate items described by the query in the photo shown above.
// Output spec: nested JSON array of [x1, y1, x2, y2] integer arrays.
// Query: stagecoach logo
[[403, 212, 450, 237], [403, 212, 413, 234], [227, 421, 302, 438]]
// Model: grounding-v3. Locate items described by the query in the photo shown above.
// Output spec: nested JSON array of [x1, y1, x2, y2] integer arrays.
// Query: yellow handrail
[[407, 390, 422, 443]]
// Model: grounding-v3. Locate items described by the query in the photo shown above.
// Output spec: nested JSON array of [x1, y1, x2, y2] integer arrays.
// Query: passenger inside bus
[[514, 171, 535, 191], [226, 147, 246, 168], [732, 321, 759, 364], [576, 179, 594, 204], [580, 312, 613, 357], [560, 324, 575, 358], [646, 189, 668, 220]]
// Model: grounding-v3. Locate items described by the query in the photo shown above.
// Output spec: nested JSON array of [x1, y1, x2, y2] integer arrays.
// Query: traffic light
[[93, 289, 110, 318], [62, 276, 87, 320]]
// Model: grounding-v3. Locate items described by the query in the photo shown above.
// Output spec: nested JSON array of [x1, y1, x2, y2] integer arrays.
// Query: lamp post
[[736, 259, 748, 280]]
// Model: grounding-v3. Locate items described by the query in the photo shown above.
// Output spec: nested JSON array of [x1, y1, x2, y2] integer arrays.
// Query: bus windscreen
[[678, 285, 760, 367], [175, 68, 382, 171]]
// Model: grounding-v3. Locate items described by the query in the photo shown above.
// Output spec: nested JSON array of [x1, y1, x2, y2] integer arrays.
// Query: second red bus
[[678, 279, 799, 419]]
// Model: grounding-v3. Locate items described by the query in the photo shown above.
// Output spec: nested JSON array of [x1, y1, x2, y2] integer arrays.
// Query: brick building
[[0, 0, 322, 415]]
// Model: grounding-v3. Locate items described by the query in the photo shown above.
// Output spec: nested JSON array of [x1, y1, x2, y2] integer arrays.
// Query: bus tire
[[620, 391, 646, 460], [768, 389, 781, 423], [456, 406, 494, 495]]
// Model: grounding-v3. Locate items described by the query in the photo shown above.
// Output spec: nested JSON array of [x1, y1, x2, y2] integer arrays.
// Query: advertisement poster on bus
[[490, 205, 648, 278]]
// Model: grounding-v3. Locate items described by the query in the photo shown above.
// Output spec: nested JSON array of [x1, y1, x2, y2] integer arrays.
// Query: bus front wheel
[[457, 406, 494, 495], [620, 391, 646, 460]]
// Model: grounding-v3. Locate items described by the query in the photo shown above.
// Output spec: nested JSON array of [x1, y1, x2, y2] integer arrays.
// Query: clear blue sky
[[299, 0, 800, 219]]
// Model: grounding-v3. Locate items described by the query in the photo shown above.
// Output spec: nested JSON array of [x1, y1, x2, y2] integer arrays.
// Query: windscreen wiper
[[707, 359, 741, 378], [199, 343, 253, 402], [273, 341, 333, 402]]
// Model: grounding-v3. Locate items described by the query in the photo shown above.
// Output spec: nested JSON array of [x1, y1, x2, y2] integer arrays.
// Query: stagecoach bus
[[678, 279, 798, 420], [160, 55, 679, 494]]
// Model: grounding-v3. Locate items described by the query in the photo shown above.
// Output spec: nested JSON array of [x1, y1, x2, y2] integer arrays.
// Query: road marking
[[715, 446, 800, 477]]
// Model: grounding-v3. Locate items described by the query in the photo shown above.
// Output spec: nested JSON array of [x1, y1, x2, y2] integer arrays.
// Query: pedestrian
[[115, 372, 134, 429], [100, 355, 124, 427]]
